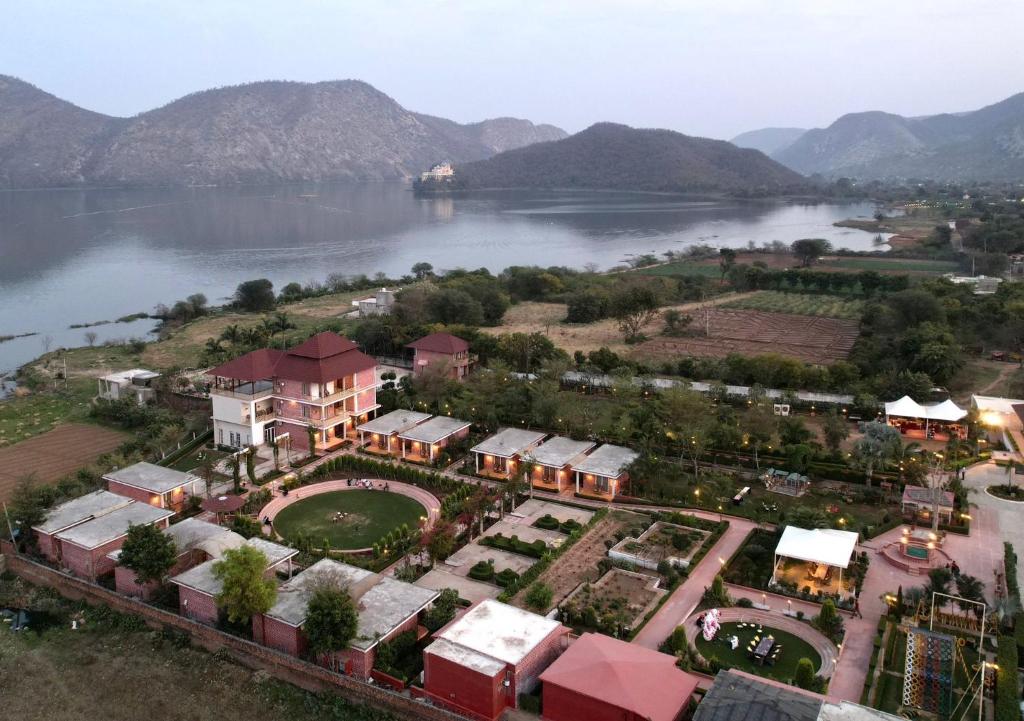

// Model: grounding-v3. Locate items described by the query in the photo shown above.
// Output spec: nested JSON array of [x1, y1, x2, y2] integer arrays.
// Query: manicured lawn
[[721, 291, 865, 320], [272, 490, 426, 550], [694, 621, 823, 684]]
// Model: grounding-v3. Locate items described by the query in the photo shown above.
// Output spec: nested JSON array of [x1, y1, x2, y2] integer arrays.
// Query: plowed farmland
[[0, 423, 127, 501], [635, 308, 859, 363]]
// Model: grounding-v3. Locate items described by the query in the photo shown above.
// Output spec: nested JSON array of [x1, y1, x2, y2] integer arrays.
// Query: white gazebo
[[884, 395, 968, 440], [771, 526, 859, 593]]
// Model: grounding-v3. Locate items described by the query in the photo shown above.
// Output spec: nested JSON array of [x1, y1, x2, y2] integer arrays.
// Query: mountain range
[[0, 76, 566, 188], [452, 122, 807, 195], [729, 127, 807, 156], [735, 92, 1024, 181]]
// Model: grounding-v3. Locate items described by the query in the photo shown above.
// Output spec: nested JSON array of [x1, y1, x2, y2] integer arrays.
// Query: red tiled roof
[[208, 348, 284, 381], [208, 333, 375, 384], [539, 633, 699, 721], [407, 332, 469, 355]]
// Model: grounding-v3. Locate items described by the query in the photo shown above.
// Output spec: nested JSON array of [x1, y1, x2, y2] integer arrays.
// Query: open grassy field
[[0, 423, 128, 502], [272, 490, 426, 550], [721, 291, 865, 320], [694, 621, 822, 683], [0, 585, 393, 721], [0, 376, 97, 447], [821, 257, 958, 273]]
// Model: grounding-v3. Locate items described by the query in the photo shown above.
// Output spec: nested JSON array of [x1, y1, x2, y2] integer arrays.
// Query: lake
[[0, 184, 886, 373]]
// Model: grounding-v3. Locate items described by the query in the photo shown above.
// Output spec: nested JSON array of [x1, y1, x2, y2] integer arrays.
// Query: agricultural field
[[721, 291, 865, 320], [0, 377, 97, 447], [820, 257, 958, 274], [636, 252, 958, 279], [635, 308, 859, 363], [0, 423, 128, 502]]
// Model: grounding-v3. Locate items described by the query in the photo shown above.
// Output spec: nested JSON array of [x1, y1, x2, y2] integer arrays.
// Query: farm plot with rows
[[635, 308, 859, 364], [721, 291, 865, 320]]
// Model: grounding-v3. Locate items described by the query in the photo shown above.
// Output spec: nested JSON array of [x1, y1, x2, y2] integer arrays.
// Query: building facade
[[407, 333, 475, 381], [207, 332, 379, 451]]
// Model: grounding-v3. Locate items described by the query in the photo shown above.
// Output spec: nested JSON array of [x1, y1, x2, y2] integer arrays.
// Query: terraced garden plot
[[636, 308, 859, 363], [721, 291, 865, 320]]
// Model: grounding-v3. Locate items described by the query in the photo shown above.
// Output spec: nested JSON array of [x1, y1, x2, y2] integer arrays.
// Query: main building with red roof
[[540, 633, 701, 721], [207, 332, 378, 452]]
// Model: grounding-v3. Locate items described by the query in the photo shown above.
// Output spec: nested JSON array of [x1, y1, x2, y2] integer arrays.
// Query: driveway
[[963, 461, 1024, 593]]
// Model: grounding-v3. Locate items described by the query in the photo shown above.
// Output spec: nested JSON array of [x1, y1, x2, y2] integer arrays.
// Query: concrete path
[[632, 516, 756, 649], [963, 461, 1024, 592]]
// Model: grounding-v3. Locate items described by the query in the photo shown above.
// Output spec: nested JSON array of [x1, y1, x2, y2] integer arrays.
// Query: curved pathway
[[682, 607, 839, 678], [258, 480, 442, 549]]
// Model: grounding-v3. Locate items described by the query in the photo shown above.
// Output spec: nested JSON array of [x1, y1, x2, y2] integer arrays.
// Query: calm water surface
[[0, 184, 886, 372]]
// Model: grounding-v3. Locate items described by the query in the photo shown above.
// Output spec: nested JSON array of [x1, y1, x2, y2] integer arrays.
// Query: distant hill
[[771, 92, 1024, 181], [0, 76, 566, 188], [730, 127, 806, 156], [451, 122, 808, 194]]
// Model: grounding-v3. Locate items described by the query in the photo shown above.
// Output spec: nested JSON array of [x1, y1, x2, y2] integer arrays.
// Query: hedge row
[[479, 533, 548, 559], [312, 454, 465, 495], [996, 635, 1019, 721], [498, 508, 608, 602]]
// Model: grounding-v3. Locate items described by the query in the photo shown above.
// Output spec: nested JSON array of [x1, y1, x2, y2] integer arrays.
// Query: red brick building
[[170, 536, 297, 625], [252, 558, 438, 679], [53, 503, 174, 581], [408, 333, 474, 381], [112, 518, 244, 599], [540, 633, 700, 721], [104, 462, 202, 512], [32, 490, 133, 561], [423, 599, 570, 721]]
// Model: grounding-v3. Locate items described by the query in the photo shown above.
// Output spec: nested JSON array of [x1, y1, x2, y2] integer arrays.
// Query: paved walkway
[[963, 461, 1024, 593], [632, 516, 756, 649]]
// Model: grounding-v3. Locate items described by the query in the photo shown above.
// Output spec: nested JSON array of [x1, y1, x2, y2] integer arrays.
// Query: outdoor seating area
[[884, 395, 968, 441], [770, 526, 859, 600], [761, 468, 810, 497]]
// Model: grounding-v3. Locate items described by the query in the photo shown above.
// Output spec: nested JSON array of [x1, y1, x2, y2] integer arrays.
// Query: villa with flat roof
[[423, 599, 570, 720], [356, 409, 431, 456], [33, 490, 134, 562], [97, 368, 160, 405], [207, 332, 379, 452], [471, 428, 547, 479], [252, 558, 439, 679], [398, 415, 472, 464], [110, 518, 244, 599], [528, 436, 597, 493], [571, 444, 639, 498], [170, 536, 297, 625], [104, 461, 201, 511], [53, 502, 174, 580]]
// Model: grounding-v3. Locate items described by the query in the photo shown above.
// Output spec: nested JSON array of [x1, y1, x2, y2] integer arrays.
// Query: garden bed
[[609, 521, 710, 570], [987, 484, 1024, 502], [560, 568, 665, 634]]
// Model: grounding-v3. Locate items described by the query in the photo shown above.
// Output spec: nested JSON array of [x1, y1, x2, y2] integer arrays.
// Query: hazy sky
[[3, 0, 1022, 139]]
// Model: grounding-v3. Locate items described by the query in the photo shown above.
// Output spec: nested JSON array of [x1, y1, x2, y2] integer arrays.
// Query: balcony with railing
[[210, 378, 274, 400], [273, 383, 365, 406]]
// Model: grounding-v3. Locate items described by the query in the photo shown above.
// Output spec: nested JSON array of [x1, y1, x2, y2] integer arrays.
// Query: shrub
[[794, 657, 816, 690], [468, 561, 494, 581], [534, 514, 560, 531], [526, 582, 553, 612], [736, 597, 754, 608], [495, 568, 521, 588], [560, 519, 582, 534]]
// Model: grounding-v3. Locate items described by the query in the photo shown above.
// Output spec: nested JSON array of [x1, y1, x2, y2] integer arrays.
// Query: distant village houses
[[419, 162, 455, 183]]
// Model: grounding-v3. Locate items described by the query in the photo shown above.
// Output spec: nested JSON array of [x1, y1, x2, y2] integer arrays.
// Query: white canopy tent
[[884, 395, 967, 435], [771, 526, 859, 590]]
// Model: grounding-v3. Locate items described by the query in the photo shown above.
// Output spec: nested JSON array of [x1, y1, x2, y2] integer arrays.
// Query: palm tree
[[219, 324, 242, 344], [954, 574, 985, 618]]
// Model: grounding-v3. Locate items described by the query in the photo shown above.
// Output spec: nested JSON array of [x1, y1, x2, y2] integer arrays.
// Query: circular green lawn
[[694, 621, 823, 683], [272, 490, 427, 550]]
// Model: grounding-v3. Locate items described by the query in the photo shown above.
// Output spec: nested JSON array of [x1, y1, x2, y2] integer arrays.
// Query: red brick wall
[[253, 615, 306, 657], [178, 586, 219, 625], [424, 650, 507, 721], [107, 480, 161, 507], [0, 545, 464, 721], [114, 565, 160, 600], [542, 683, 647, 721], [511, 626, 569, 699], [36, 531, 57, 561], [61, 537, 120, 580]]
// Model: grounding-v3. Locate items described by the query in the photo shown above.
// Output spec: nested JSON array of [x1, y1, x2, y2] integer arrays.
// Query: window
[[301, 382, 310, 396], [301, 405, 311, 419], [218, 429, 224, 444]]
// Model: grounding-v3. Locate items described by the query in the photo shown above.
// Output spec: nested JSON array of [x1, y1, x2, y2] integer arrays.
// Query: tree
[[84, 331, 98, 346], [850, 421, 902, 487], [234, 279, 276, 312], [955, 574, 985, 617], [245, 446, 257, 484], [790, 238, 832, 267], [271, 438, 280, 471], [741, 404, 777, 470], [924, 567, 953, 603], [794, 657, 816, 690], [660, 387, 715, 479], [306, 425, 317, 458], [719, 248, 737, 283], [424, 588, 459, 631], [411, 262, 434, 280], [230, 454, 242, 493], [813, 598, 842, 638], [304, 580, 358, 669], [662, 309, 693, 336], [778, 416, 812, 445], [526, 582, 553, 612], [611, 285, 660, 343], [213, 546, 276, 623], [822, 409, 850, 454], [119, 523, 177, 585], [427, 288, 484, 326], [423, 519, 456, 562]]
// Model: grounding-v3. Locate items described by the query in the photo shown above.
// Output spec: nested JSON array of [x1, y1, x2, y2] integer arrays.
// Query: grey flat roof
[[55, 503, 174, 549], [694, 670, 823, 721], [34, 490, 133, 535], [170, 558, 222, 596], [264, 558, 438, 649], [109, 518, 244, 563], [245, 536, 298, 567], [398, 415, 472, 444], [356, 409, 431, 436], [103, 462, 200, 495], [571, 444, 638, 479], [529, 436, 596, 468], [435, 599, 561, 666], [471, 428, 546, 458]]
